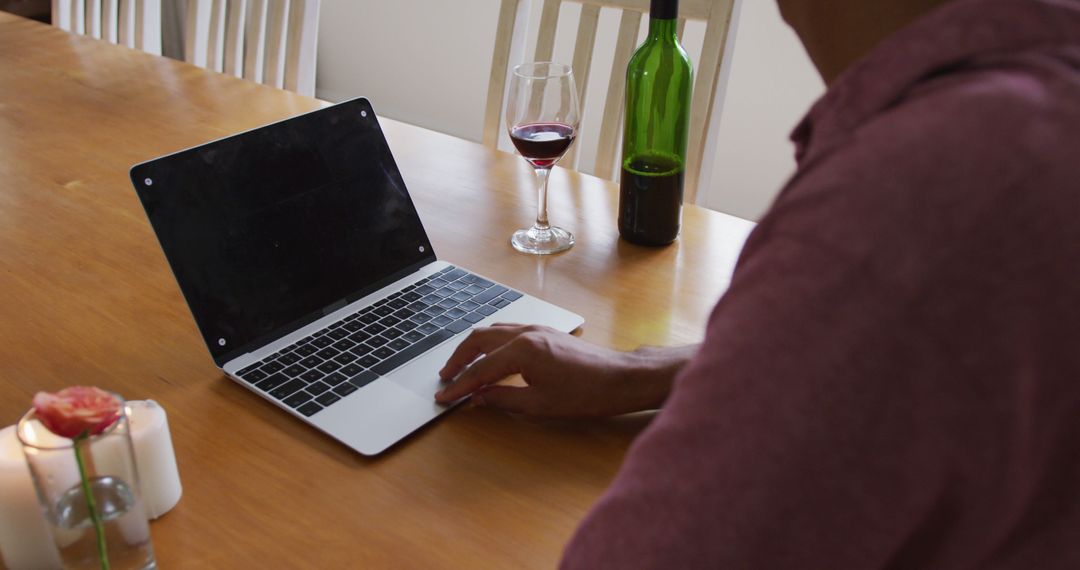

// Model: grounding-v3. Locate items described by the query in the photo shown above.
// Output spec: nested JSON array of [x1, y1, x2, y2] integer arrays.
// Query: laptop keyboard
[[234, 266, 524, 418]]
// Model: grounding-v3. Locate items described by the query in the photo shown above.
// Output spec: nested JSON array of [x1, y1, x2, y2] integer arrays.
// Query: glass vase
[[17, 401, 156, 570]]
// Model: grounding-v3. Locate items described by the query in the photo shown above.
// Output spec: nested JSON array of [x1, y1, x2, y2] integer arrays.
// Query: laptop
[[130, 97, 583, 456]]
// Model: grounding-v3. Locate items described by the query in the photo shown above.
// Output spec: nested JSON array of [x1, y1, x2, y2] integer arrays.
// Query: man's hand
[[435, 324, 696, 418]]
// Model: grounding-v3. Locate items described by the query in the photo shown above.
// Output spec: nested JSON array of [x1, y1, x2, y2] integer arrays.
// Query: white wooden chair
[[51, 0, 162, 55], [184, 0, 320, 97], [484, 0, 736, 204]]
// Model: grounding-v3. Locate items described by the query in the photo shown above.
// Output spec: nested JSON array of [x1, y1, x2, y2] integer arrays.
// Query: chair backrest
[[51, 0, 162, 55], [184, 0, 320, 96], [484, 0, 735, 204]]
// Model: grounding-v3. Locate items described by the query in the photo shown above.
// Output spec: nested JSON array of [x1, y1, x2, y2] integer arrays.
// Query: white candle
[[0, 425, 62, 570], [126, 400, 182, 519]]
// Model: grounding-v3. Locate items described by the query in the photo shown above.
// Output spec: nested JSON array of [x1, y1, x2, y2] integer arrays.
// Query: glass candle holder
[[17, 401, 156, 570]]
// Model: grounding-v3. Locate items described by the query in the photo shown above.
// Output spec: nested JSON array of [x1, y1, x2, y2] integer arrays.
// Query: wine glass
[[506, 62, 581, 255]]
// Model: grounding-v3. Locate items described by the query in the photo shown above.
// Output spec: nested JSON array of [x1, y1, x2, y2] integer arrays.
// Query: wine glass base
[[511, 225, 574, 255]]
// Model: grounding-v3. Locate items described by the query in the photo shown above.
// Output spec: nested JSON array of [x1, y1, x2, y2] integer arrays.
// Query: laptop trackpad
[[386, 339, 462, 399]]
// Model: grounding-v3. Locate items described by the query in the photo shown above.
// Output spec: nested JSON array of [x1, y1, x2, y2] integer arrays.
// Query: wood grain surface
[[0, 13, 754, 568]]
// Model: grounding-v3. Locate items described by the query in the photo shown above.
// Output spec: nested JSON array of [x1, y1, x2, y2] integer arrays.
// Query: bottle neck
[[648, 0, 679, 41]]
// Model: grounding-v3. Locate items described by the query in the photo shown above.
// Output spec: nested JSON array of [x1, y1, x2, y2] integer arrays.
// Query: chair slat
[[244, 0, 269, 84], [51, 0, 71, 30], [185, 0, 211, 66], [594, 9, 640, 179], [483, 0, 521, 147], [563, 3, 599, 170], [284, 0, 320, 96], [102, 0, 119, 42], [72, 0, 85, 34], [206, 0, 227, 72], [683, 0, 734, 203], [263, 0, 290, 89], [87, 0, 102, 38], [118, 0, 134, 48], [223, 0, 247, 78], [532, 0, 561, 62]]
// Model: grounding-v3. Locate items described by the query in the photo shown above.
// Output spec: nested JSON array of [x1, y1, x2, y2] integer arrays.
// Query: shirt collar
[[791, 0, 1080, 165]]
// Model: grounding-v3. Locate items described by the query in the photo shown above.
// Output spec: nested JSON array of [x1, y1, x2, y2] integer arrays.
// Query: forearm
[[617, 344, 699, 411]]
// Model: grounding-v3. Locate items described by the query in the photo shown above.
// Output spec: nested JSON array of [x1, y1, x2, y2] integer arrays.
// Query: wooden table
[[0, 12, 754, 568]]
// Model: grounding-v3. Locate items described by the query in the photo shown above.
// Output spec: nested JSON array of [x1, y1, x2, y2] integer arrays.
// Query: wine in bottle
[[618, 0, 693, 246]]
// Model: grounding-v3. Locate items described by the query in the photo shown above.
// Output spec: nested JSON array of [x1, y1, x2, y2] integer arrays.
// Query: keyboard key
[[459, 274, 479, 284], [463, 312, 486, 323], [394, 307, 416, 319], [313, 337, 334, 348], [428, 278, 449, 288], [329, 329, 349, 340], [333, 351, 356, 365], [349, 370, 380, 388], [402, 292, 422, 302], [359, 313, 378, 324], [374, 298, 388, 306], [364, 322, 387, 335], [239, 362, 262, 376], [323, 372, 348, 386], [382, 315, 401, 327], [357, 355, 379, 368], [417, 323, 440, 335], [317, 360, 342, 374], [501, 290, 524, 301], [344, 321, 365, 332], [261, 361, 284, 374], [447, 281, 468, 292], [373, 347, 396, 359], [350, 344, 373, 357], [403, 284, 416, 292], [316, 392, 341, 407], [421, 294, 443, 305], [277, 353, 301, 365], [348, 330, 372, 343], [299, 355, 323, 368], [493, 298, 511, 309], [411, 313, 433, 323], [383, 328, 403, 340], [406, 301, 429, 312], [432, 315, 453, 327], [367, 335, 389, 348], [450, 291, 472, 302], [464, 284, 487, 295], [414, 285, 435, 295], [403, 331, 426, 342], [474, 285, 508, 304], [300, 369, 325, 383], [476, 304, 497, 316], [437, 298, 458, 309], [345, 313, 361, 322], [398, 320, 419, 332], [389, 291, 402, 299], [334, 383, 358, 397], [270, 379, 306, 400], [424, 306, 446, 316], [432, 288, 454, 298], [242, 369, 268, 383], [282, 365, 306, 378], [374, 306, 394, 317], [297, 401, 323, 417], [340, 363, 364, 376], [333, 338, 357, 351], [388, 338, 411, 351], [372, 329, 453, 375], [256, 373, 288, 392], [446, 320, 471, 334], [388, 299, 408, 310], [284, 390, 313, 408], [445, 308, 468, 320], [306, 381, 331, 396], [315, 347, 340, 360], [444, 269, 467, 281], [294, 344, 318, 357]]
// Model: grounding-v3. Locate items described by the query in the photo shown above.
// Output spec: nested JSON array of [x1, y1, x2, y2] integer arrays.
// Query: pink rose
[[32, 386, 122, 439]]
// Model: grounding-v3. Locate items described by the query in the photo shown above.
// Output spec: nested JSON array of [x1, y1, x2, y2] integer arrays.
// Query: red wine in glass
[[510, 122, 576, 168]]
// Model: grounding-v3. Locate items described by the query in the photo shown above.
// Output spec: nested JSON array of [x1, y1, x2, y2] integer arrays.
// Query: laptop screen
[[132, 98, 436, 365]]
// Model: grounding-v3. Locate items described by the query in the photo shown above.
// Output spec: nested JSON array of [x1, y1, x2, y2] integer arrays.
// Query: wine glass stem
[[534, 167, 551, 230]]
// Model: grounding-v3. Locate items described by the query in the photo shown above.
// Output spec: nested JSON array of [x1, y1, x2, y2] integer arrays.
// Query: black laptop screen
[[131, 99, 435, 365]]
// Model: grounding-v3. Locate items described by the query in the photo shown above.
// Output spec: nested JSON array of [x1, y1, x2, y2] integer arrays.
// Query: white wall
[[315, 0, 824, 221]]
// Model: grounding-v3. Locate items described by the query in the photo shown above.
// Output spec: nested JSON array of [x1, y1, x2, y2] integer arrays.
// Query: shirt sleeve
[[560, 228, 954, 569]]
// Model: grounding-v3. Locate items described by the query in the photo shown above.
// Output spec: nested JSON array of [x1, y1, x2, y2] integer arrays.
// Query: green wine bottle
[[618, 0, 693, 246]]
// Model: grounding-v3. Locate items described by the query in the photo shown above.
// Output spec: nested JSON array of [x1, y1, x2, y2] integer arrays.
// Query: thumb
[[473, 385, 542, 415]]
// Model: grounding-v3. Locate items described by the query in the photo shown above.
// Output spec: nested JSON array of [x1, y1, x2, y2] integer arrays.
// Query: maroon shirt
[[562, 0, 1080, 567]]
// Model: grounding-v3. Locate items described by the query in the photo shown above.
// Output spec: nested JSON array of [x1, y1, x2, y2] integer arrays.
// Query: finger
[[438, 325, 530, 380], [435, 336, 533, 402], [472, 385, 544, 416]]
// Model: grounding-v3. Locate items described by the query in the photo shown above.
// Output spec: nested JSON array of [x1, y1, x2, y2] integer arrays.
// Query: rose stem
[[74, 437, 110, 570]]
